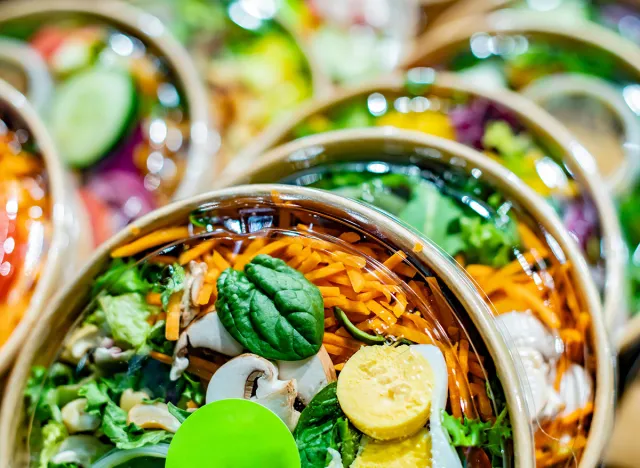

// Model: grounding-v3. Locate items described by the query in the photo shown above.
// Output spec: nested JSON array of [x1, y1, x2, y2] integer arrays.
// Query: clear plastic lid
[[0, 102, 50, 350], [227, 131, 610, 466], [0, 3, 205, 246], [131, 0, 316, 167], [24, 188, 523, 467], [226, 69, 622, 332]]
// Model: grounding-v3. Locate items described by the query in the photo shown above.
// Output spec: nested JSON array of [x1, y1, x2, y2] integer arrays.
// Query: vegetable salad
[[0, 115, 49, 347], [242, 152, 597, 466], [132, 0, 314, 167], [284, 81, 605, 296], [25, 194, 514, 467], [0, 14, 192, 245]]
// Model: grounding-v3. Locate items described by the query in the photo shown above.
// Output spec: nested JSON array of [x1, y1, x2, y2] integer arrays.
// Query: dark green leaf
[[146, 321, 174, 355], [181, 372, 205, 406], [216, 254, 324, 360], [167, 403, 191, 424]]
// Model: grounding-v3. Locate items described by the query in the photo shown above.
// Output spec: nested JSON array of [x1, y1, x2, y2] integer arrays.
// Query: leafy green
[[397, 179, 466, 257], [294, 383, 361, 468], [159, 263, 186, 310], [459, 216, 519, 268], [181, 372, 205, 406], [216, 254, 324, 360], [442, 408, 511, 461], [25, 365, 77, 423], [168, 403, 191, 424], [92, 259, 151, 296], [38, 421, 68, 468], [146, 321, 174, 355], [482, 121, 530, 161], [98, 293, 156, 349], [333, 307, 383, 345]]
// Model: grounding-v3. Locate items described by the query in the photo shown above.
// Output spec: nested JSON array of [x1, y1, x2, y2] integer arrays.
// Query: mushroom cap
[[206, 354, 277, 403], [127, 402, 181, 433]]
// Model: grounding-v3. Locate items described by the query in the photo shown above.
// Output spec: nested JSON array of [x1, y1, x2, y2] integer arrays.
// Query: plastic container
[[222, 129, 614, 467], [0, 78, 91, 376], [0, 185, 534, 467], [223, 70, 625, 340], [0, 0, 215, 247]]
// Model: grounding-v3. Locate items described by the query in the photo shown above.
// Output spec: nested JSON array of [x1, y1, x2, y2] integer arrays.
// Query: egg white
[[411, 344, 463, 468]]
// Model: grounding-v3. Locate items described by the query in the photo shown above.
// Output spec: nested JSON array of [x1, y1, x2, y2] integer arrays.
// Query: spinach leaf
[[92, 259, 151, 296], [294, 383, 361, 468], [216, 254, 324, 360], [98, 293, 156, 349]]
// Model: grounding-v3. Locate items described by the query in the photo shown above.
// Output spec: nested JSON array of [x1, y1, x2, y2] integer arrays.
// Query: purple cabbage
[[450, 98, 522, 149], [562, 196, 599, 251]]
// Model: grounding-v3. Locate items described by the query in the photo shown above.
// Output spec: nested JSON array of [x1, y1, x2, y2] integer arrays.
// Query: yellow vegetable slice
[[336, 345, 434, 440], [351, 429, 432, 468]]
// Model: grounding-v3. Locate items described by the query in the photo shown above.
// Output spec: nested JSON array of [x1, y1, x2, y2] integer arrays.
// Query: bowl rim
[[219, 71, 626, 339], [221, 128, 615, 468], [0, 0, 217, 200], [1, 183, 534, 468], [403, 8, 640, 195], [0, 79, 69, 376]]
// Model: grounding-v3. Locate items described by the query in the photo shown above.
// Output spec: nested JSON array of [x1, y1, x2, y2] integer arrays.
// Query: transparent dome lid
[[0, 0, 211, 247], [226, 130, 612, 467], [21, 185, 528, 467]]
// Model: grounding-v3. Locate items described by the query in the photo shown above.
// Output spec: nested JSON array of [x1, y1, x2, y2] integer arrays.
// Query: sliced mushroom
[[277, 346, 336, 405], [119, 388, 151, 413], [50, 435, 110, 467], [94, 347, 135, 368], [61, 325, 103, 364], [188, 261, 207, 307], [127, 402, 181, 433], [180, 261, 208, 328], [170, 311, 243, 380], [206, 354, 300, 431], [61, 398, 101, 434]]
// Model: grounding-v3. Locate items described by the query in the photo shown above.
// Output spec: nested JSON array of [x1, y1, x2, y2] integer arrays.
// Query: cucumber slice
[[49, 67, 136, 168]]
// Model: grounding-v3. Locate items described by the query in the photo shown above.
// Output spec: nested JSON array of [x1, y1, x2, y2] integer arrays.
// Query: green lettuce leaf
[[442, 407, 511, 460], [160, 263, 186, 310], [168, 403, 191, 424], [38, 421, 68, 468], [92, 259, 151, 296], [459, 216, 519, 268], [98, 293, 156, 349]]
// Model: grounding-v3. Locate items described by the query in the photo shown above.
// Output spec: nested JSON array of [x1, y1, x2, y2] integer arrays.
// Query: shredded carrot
[[319, 286, 340, 297], [146, 292, 162, 306], [165, 293, 181, 341], [339, 232, 360, 243], [346, 268, 366, 293], [197, 283, 214, 305], [211, 250, 231, 272], [111, 227, 190, 257], [305, 262, 345, 281], [323, 333, 363, 351], [382, 251, 407, 271], [179, 239, 215, 265]]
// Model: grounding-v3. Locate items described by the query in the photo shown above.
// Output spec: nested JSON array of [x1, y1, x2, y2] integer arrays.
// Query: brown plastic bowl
[[220, 71, 626, 341], [0, 79, 92, 376], [0, 0, 217, 199], [221, 129, 614, 468], [0, 184, 534, 467]]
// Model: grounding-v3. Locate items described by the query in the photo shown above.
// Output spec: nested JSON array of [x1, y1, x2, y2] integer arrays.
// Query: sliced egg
[[338, 344, 463, 468]]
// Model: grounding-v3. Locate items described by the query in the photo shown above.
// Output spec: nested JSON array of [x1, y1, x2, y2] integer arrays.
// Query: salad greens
[[294, 382, 361, 468], [216, 254, 325, 360]]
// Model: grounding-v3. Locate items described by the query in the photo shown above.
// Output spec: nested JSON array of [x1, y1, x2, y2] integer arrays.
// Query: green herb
[[159, 263, 186, 310], [294, 383, 361, 468], [216, 254, 324, 360], [333, 307, 383, 345], [442, 407, 511, 461], [92, 259, 151, 296], [459, 216, 519, 268], [98, 293, 156, 349], [38, 421, 68, 468]]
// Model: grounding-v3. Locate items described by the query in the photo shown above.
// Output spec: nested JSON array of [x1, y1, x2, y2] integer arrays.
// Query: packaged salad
[[225, 71, 624, 337], [0, 0, 214, 246], [0, 185, 534, 467], [406, 10, 640, 198], [129, 0, 323, 169], [222, 130, 614, 467], [0, 78, 89, 376]]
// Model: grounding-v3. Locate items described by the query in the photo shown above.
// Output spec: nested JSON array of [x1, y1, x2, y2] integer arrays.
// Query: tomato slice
[[29, 26, 68, 60], [79, 189, 115, 247]]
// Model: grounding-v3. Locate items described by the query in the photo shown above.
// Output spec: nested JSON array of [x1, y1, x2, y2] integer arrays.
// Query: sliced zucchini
[[49, 66, 136, 168]]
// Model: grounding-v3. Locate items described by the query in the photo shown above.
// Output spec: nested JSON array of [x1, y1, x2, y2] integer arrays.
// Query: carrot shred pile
[[465, 222, 594, 464], [115, 219, 498, 423]]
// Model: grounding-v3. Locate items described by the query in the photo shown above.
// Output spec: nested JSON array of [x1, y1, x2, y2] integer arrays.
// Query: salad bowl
[[223, 129, 614, 467], [0, 78, 91, 376], [0, 0, 215, 246], [0, 185, 534, 467], [223, 71, 625, 339]]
